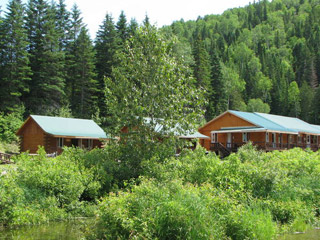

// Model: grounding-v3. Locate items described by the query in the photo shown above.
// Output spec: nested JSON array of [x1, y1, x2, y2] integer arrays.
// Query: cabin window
[[242, 132, 249, 142], [265, 132, 269, 142], [278, 133, 282, 144], [298, 135, 302, 144], [57, 138, 64, 148], [88, 139, 93, 149], [211, 132, 218, 143], [306, 135, 311, 144], [289, 135, 293, 143], [312, 135, 317, 144]]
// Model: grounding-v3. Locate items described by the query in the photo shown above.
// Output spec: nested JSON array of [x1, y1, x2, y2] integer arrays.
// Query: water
[[2, 221, 319, 240], [0, 219, 94, 240], [278, 229, 320, 240]]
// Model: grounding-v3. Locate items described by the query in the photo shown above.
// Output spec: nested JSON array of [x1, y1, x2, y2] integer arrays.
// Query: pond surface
[[278, 229, 320, 240], [2, 221, 319, 240], [0, 219, 94, 240]]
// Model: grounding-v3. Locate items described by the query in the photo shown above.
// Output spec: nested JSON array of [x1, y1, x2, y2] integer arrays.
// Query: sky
[[0, 0, 253, 39]]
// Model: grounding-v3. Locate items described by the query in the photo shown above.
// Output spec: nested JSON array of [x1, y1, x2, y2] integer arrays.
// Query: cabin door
[[227, 133, 232, 149], [272, 133, 276, 148], [306, 135, 311, 148]]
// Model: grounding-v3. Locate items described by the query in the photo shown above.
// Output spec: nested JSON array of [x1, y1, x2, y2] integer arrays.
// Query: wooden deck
[[211, 142, 319, 157]]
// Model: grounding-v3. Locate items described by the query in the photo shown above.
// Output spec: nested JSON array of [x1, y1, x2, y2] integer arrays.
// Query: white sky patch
[[1, 0, 253, 39]]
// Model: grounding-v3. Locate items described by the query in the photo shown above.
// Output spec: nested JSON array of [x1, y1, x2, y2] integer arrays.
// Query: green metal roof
[[229, 110, 289, 132], [31, 115, 108, 139], [228, 110, 320, 135], [256, 112, 320, 134], [179, 132, 210, 139]]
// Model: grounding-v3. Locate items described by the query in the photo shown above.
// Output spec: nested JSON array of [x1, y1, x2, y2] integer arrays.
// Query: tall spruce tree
[[0, 0, 31, 112], [65, 4, 83, 113], [71, 27, 98, 118], [25, 0, 65, 114], [192, 38, 211, 89], [95, 13, 118, 114], [192, 37, 213, 119], [116, 11, 128, 45], [55, 0, 70, 51], [128, 18, 138, 37], [209, 51, 227, 118]]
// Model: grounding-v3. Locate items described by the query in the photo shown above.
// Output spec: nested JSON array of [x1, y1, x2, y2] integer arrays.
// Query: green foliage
[[92, 146, 320, 238], [0, 106, 24, 144], [0, 0, 31, 112], [1, 0, 320, 121], [247, 98, 271, 113], [90, 179, 227, 240], [68, 27, 98, 118], [288, 81, 301, 117], [106, 25, 204, 133], [104, 25, 205, 179], [25, 0, 65, 114], [95, 13, 118, 115], [0, 147, 99, 226]]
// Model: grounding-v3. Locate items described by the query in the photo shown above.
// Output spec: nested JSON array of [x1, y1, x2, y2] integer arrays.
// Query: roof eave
[[50, 134, 109, 139]]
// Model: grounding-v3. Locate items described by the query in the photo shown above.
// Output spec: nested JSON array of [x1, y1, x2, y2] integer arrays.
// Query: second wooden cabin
[[16, 115, 109, 154], [199, 110, 320, 157]]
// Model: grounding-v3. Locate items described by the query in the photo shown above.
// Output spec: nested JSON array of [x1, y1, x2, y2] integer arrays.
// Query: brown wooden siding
[[19, 119, 45, 154], [199, 112, 256, 150]]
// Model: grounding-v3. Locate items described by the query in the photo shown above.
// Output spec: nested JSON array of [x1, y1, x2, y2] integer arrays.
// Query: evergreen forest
[[1, 0, 320, 124]]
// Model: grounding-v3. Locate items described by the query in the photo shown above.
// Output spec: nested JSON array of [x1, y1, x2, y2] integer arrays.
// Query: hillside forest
[[1, 0, 320, 126]]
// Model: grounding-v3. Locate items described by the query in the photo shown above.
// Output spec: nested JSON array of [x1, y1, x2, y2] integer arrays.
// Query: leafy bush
[[90, 178, 278, 240], [89, 179, 228, 240], [224, 206, 276, 240], [91, 145, 320, 238], [0, 106, 24, 144], [0, 147, 100, 226]]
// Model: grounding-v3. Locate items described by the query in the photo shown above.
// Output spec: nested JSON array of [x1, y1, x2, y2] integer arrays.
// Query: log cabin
[[199, 110, 320, 157], [16, 115, 109, 154]]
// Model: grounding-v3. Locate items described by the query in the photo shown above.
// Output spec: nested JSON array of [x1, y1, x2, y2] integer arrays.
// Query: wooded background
[[1, 0, 320, 124]]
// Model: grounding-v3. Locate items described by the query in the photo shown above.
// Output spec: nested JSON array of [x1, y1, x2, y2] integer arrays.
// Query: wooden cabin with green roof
[[16, 115, 109, 154], [199, 110, 320, 157]]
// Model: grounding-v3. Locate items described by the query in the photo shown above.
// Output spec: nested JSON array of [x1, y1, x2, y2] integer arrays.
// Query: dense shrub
[[90, 179, 229, 239], [91, 146, 320, 239], [89, 178, 277, 240], [0, 107, 24, 144], [0, 148, 99, 226]]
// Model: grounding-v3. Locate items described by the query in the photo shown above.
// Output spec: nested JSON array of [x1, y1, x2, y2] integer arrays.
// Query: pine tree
[[95, 13, 118, 114], [67, 4, 82, 43], [116, 11, 128, 46], [55, 0, 70, 51], [71, 27, 98, 118], [0, 0, 31, 112], [128, 18, 138, 37], [208, 50, 228, 119], [299, 81, 314, 122], [25, 0, 65, 114], [192, 37, 213, 119], [192, 38, 211, 89], [65, 4, 83, 112]]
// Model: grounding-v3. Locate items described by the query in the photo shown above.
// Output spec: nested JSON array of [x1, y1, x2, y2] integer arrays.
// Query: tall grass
[[89, 146, 320, 239]]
